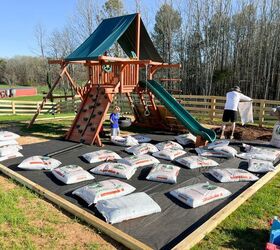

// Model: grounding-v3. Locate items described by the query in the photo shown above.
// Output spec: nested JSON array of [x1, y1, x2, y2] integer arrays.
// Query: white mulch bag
[[170, 182, 231, 208], [175, 156, 219, 169], [208, 168, 259, 182], [0, 131, 20, 141], [90, 162, 137, 180], [111, 135, 139, 147], [0, 144, 22, 157], [52, 165, 94, 184], [152, 148, 186, 161], [238, 144, 280, 162], [207, 140, 230, 149], [270, 121, 280, 148], [213, 146, 237, 158], [248, 159, 275, 173], [118, 154, 160, 168], [155, 141, 183, 151], [146, 164, 180, 184], [72, 179, 136, 205], [174, 133, 196, 146], [195, 147, 227, 158], [0, 139, 18, 147], [0, 151, 23, 162], [125, 143, 158, 156], [96, 192, 161, 224], [238, 101, 254, 125], [131, 134, 152, 143], [82, 150, 121, 164], [236, 152, 279, 162], [17, 156, 61, 170]]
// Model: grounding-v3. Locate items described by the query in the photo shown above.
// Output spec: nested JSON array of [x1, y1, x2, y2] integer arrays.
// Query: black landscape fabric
[[0, 135, 271, 250]]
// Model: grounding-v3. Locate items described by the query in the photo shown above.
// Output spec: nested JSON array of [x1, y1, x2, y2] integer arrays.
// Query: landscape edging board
[[0, 164, 152, 250], [172, 163, 280, 250]]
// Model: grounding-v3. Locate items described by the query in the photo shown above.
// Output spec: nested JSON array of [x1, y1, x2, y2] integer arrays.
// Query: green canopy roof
[[66, 13, 163, 62]]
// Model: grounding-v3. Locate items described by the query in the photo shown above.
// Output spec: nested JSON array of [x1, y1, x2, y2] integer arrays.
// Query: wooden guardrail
[[0, 96, 279, 127]]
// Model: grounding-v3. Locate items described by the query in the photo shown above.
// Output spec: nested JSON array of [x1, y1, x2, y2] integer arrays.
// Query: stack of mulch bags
[[0, 131, 23, 162]]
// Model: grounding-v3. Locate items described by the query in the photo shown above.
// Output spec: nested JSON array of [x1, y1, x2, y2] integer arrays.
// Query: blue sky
[[0, 0, 159, 58]]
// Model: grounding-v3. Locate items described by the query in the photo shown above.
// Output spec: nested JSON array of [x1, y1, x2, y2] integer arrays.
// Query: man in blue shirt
[[110, 106, 120, 137]]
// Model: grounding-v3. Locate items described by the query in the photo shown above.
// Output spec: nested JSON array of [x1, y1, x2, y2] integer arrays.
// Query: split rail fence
[[0, 99, 78, 116], [0, 95, 279, 127]]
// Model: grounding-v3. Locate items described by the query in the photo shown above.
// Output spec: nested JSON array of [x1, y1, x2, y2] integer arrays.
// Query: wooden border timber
[[172, 162, 280, 250], [0, 164, 152, 250]]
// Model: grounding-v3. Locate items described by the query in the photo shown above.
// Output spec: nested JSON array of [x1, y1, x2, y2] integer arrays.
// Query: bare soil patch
[[0, 175, 16, 191], [214, 124, 273, 141], [17, 136, 49, 145]]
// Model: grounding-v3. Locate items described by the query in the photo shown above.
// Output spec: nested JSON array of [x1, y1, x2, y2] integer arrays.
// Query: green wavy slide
[[145, 80, 216, 142]]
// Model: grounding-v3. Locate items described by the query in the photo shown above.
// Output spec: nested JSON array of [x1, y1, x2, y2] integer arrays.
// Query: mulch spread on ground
[[214, 124, 273, 141]]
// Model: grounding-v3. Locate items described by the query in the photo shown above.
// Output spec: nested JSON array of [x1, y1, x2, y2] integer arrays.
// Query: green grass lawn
[[0, 177, 113, 249], [2, 95, 45, 101], [0, 114, 75, 140]]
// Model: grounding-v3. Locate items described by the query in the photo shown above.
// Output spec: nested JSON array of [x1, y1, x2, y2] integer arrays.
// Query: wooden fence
[[0, 99, 79, 116], [1, 96, 279, 127], [170, 95, 280, 127]]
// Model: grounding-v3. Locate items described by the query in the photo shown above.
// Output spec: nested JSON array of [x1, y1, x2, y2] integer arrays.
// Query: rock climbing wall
[[66, 86, 113, 145]]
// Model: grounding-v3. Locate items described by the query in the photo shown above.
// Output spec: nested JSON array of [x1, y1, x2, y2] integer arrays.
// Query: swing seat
[[119, 117, 132, 128]]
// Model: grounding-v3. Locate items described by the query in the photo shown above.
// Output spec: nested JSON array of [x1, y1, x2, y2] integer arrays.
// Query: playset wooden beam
[[64, 70, 83, 99], [48, 56, 179, 69], [147, 91, 158, 112], [48, 59, 87, 65], [98, 56, 135, 62], [136, 13, 141, 59], [135, 13, 141, 86], [28, 64, 68, 128]]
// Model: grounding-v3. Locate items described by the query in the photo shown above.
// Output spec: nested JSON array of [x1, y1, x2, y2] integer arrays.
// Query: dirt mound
[[214, 124, 272, 141]]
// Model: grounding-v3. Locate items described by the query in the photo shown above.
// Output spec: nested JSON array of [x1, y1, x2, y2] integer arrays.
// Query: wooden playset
[[28, 13, 216, 146]]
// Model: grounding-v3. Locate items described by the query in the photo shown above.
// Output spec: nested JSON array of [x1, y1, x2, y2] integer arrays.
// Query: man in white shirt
[[220, 86, 252, 139]]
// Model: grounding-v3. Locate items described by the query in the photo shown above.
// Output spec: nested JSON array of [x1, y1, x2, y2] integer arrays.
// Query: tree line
[[0, 0, 280, 100]]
